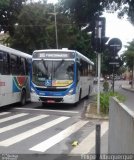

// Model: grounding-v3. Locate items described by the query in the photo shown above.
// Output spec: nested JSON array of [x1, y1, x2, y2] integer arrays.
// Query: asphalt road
[[114, 80, 134, 111], [0, 94, 108, 158], [0, 80, 132, 159]]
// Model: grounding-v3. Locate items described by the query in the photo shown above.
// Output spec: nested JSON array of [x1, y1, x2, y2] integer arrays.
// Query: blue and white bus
[[30, 49, 94, 104], [0, 44, 31, 107]]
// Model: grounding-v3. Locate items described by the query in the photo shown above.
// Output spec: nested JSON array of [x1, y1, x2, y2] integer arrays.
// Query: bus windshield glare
[[32, 60, 74, 87]]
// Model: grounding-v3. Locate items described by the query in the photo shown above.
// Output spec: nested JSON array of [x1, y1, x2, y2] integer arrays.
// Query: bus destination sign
[[33, 52, 75, 59]]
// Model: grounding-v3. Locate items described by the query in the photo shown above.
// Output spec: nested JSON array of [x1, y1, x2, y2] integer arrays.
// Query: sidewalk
[[122, 84, 134, 92]]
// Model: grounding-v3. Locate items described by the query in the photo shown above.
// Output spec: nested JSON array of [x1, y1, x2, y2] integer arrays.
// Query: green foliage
[[6, 1, 96, 61], [99, 91, 126, 114], [9, 2, 52, 53], [0, 0, 25, 35], [105, 0, 134, 25], [122, 40, 134, 69], [59, 0, 105, 29]]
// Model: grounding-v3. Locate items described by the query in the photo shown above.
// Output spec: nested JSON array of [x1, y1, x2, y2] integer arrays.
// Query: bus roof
[[0, 44, 31, 59], [76, 51, 94, 65], [33, 49, 94, 65]]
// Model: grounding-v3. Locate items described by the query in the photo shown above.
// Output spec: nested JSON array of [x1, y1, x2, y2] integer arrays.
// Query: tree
[[59, 0, 106, 29], [8, 2, 51, 53], [8, 1, 96, 62], [105, 0, 134, 25], [8, 2, 72, 53], [122, 40, 134, 88], [0, 0, 25, 35]]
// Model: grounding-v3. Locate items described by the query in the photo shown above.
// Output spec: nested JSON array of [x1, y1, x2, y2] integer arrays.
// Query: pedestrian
[[103, 78, 109, 92]]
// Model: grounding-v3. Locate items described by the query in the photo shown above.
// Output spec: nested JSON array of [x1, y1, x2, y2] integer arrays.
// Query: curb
[[85, 105, 109, 120], [122, 85, 134, 92]]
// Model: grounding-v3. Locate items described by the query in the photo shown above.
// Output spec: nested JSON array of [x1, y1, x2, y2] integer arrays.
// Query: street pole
[[96, 124, 101, 160], [112, 64, 115, 93], [54, 5, 58, 49], [97, 53, 101, 114], [97, 22, 102, 114], [93, 17, 106, 114]]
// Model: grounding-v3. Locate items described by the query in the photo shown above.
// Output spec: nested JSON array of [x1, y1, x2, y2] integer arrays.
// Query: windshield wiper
[[53, 60, 64, 73], [42, 59, 48, 71], [41, 59, 50, 79]]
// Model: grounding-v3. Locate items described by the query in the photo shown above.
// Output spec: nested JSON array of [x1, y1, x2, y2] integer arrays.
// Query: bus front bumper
[[30, 92, 76, 104]]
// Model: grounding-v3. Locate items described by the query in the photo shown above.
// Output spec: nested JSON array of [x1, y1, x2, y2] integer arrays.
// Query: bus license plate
[[47, 100, 55, 103]]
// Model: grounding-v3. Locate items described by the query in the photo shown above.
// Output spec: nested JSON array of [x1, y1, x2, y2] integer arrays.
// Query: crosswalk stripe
[[70, 121, 109, 154], [0, 112, 11, 116], [15, 108, 79, 114], [0, 113, 28, 123], [0, 115, 49, 134], [0, 116, 70, 146], [30, 120, 88, 152]]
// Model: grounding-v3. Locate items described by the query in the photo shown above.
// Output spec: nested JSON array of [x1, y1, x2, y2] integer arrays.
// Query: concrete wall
[[108, 97, 134, 154]]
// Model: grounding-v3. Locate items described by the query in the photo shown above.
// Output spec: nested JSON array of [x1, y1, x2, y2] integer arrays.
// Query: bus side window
[[10, 54, 18, 75], [80, 59, 83, 76], [16, 56, 20, 75], [20, 57, 26, 75], [3, 52, 10, 75], [25, 59, 29, 75]]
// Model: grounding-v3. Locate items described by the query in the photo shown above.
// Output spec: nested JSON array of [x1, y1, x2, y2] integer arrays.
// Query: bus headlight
[[67, 88, 74, 95], [31, 87, 36, 93]]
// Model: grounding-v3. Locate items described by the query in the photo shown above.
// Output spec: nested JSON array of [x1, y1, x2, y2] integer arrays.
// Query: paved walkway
[[121, 81, 134, 111], [122, 84, 134, 92]]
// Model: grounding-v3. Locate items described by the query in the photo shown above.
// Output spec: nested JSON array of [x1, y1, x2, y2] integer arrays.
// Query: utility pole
[[97, 22, 102, 114], [92, 17, 106, 114], [48, 4, 59, 49], [54, 5, 58, 49]]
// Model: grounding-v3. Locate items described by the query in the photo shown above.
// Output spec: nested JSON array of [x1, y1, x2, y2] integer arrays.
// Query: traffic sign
[[109, 62, 119, 65], [108, 38, 122, 54]]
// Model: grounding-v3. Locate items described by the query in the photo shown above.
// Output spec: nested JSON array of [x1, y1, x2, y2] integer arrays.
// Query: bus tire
[[42, 102, 45, 106], [21, 89, 26, 106], [86, 87, 90, 99]]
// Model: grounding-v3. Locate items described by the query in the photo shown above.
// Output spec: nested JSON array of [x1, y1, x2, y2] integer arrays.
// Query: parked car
[[100, 77, 104, 82], [93, 77, 104, 84], [93, 77, 98, 84]]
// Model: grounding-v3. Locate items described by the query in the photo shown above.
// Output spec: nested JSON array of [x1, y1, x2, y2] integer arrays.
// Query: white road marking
[[0, 115, 49, 134], [70, 121, 109, 154], [15, 107, 79, 114], [0, 116, 70, 146], [30, 120, 88, 152], [0, 112, 11, 116], [0, 113, 28, 123]]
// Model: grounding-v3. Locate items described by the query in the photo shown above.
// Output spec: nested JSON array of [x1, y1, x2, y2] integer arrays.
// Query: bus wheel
[[42, 102, 45, 106], [21, 90, 26, 106]]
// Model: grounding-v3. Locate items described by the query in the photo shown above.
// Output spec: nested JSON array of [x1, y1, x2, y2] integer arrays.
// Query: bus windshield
[[32, 60, 74, 87]]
